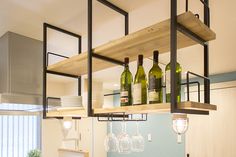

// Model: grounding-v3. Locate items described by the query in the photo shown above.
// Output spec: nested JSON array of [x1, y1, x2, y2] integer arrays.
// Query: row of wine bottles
[[120, 50, 182, 106]]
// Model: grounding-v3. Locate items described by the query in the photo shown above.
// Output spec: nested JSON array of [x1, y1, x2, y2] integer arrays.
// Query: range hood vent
[[0, 32, 43, 108]]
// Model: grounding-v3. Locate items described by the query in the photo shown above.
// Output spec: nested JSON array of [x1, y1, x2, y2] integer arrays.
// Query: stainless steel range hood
[[0, 32, 43, 111]]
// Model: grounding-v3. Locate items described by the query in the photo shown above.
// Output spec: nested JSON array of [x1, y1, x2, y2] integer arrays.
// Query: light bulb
[[172, 114, 189, 144], [63, 120, 72, 130]]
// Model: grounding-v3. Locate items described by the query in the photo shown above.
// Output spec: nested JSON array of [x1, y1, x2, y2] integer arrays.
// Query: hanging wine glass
[[104, 122, 119, 152], [118, 122, 132, 154], [131, 121, 145, 152]]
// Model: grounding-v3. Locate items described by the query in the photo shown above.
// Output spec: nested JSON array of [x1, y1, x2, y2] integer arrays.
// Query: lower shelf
[[46, 101, 217, 117], [93, 101, 217, 114], [47, 107, 87, 118], [58, 148, 89, 157]]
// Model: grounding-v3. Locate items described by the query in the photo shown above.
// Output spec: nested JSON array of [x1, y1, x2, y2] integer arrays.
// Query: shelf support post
[[43, 23, 47, 119], [204, 0, 210, 104], [170, 0, 178, 113], [88, 0, 93, 116]]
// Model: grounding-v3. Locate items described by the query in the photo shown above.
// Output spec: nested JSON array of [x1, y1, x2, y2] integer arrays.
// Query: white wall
[[186, 81, 236, 157]]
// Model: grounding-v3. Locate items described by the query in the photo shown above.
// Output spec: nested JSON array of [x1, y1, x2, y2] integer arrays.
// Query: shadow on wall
[[107, 113, 185, 157]]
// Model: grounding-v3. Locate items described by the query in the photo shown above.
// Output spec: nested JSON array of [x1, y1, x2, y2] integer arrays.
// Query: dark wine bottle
[[148, 50, 163, 104], [133, 55, 147, 105], [165, 61, 182, 103], [120, 57, 133, 106]]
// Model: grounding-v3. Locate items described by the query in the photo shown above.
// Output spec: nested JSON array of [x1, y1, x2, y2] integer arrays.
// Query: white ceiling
[[0, 0, 154, 39], [1, 0, 236, 90]]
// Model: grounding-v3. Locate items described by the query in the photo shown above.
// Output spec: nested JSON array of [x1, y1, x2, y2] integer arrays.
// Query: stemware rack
[[42, 0, 217, 120]]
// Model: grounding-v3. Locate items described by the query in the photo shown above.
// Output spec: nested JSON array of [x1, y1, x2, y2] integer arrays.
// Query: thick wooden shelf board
[[46, 102, 216, 117], [47, 107, 87, 118], [47, 11, 216, 76], [58, 148, 89, 157], [93, 101, 217, 114]]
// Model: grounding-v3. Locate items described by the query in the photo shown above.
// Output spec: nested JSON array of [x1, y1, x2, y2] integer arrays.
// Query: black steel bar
[[185, 0, 189, 12], [92, 53, 124, 66], [125, 14, 129, 35], [187, 71, 210, 80], [204, 0, 210, 104], [177, 23, 207, 46], [187, 72, 190, 101], [78, 34, 82, 96], [47, 52, 69, 59], [44, 23, 81, 38], [87, 0, 93, 116], [46, 52, 69, 66], [97, 0, 129, 35], [46, 70, 78, 78], [170, 0, 178, 113], [43, 23, 47, 119], [104, 93, 120, 97], [97, 0, 127, 16]]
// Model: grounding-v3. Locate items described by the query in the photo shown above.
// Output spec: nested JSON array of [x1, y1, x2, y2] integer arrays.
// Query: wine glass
[[104, 122, 119, 152], [131, 121, 145, 152], [118, 122, 132, 154]]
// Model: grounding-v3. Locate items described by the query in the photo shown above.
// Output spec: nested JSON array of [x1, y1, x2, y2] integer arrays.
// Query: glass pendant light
[[172, 114, 189, 144]]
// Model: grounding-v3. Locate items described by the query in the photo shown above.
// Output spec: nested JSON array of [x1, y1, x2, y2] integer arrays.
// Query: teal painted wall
[[108, 92, 185, 157], [107, 114, 185, 157]]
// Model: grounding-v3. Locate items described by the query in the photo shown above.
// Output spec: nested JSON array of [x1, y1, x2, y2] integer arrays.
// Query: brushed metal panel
[[8, 32, 43, 95], [0, 32, 9, 93]]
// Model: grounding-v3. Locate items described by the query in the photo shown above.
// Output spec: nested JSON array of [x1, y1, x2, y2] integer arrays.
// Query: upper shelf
[[47, 11, 216, 76]]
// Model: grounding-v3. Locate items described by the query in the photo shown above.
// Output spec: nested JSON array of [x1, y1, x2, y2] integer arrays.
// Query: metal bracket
[[97, 113, 147, 122]]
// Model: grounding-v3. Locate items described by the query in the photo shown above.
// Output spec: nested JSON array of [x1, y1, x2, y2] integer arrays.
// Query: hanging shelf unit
[[43, 0, 217, 119], [47, 11, 216, 76]]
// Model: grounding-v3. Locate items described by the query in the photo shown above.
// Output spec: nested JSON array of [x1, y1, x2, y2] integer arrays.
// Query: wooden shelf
[[93, 101, 217, 114], [47, 11, 216, 76], [47, 107, 87, 118], [58, 148, 89, 157], [46, 101, 217, 117]]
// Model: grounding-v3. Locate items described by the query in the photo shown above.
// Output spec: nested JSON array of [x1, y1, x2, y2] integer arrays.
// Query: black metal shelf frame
[[87, 0, 211, 117], [43, 23, 82, 119], [170, 0, 210, 115], [42, 0, 212, 119]]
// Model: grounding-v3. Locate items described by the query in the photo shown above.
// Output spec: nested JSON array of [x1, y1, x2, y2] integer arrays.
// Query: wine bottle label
[[148, 90, 159, 101], [133, 83, 141, 104], [120, 91, 129, 104], [166, 70, 171, 94], [149, 76, 162, 90], [149, 75, 162, 102]]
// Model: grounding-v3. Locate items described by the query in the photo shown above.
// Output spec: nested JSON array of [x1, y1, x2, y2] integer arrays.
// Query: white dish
[[60, 96, 82, 107], [57, 106, 84, 111]]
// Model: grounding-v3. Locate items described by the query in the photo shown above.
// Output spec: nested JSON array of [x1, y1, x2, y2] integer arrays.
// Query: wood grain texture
[[93, 101, 217, 114], [47, 11, 216, 76], [47, 108, 87, 118], [58, 148, 89, 157], [46, 101, 216, 117]]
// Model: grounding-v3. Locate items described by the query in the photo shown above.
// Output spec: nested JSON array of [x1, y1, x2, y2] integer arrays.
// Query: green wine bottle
[[133, 55, 147, 105], [148, 50, 163, 104], [165, 61, 182, 103], [120, 57, 133, 106]]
